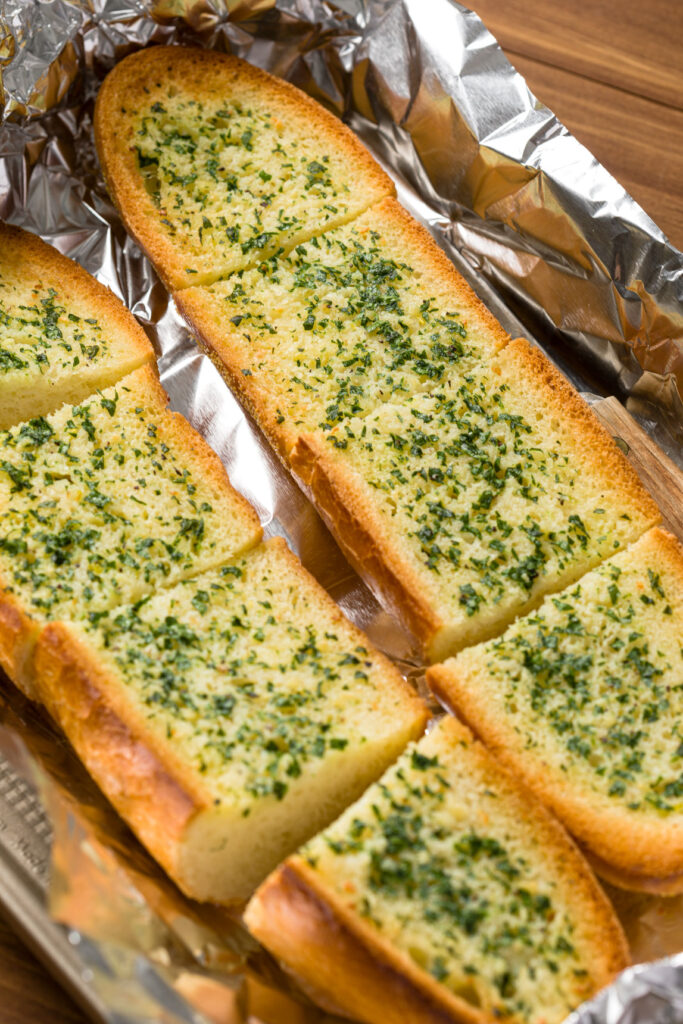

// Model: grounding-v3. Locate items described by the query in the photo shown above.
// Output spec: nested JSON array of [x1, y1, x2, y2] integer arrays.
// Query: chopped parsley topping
[[0, 282, 110, 379], [84, 547, 386, 805], [304, 731, 585, 1020], [132, 90, 362, 277], [476, 550, 683, 813]]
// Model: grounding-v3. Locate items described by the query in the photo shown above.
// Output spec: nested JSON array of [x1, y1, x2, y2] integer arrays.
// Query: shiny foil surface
[[0, 2, 681, 1023]]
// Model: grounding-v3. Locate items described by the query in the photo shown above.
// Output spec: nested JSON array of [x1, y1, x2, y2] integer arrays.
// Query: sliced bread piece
[[0, 222, 153, 429], [175, 198, 510, 461], [245, 716, 628, 1024], [292, 338, 660, 661], [94, 46, 393, 290], [33, 537, 428, 903], [428, 527, 683, 894], [0, 366, 261, 693]]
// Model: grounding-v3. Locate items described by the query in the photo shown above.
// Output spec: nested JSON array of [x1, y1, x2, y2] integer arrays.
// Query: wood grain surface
[[470, 0, 683, 250], [1, 3, 682, 1022], [0, 911, 86, 1023]]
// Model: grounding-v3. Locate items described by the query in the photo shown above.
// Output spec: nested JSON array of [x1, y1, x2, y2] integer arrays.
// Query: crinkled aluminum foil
[[0, 1, 681, 1022]]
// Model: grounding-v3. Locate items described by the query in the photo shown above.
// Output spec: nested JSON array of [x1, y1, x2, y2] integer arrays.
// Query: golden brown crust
[[0, 220, 153, 365], [291, 432, 442, 652], [0, 579, 41, 698], [94, 45, 393, 290], [246, 860, 482, 1024], [503, 339, 660, 529], [33, 623, 207, 881], [118, 361, 168, 405], [643, 525, 683, 586], [582, 848, 683, 896], [246, 718, 629, 1024], [427, 529, 683, 884]]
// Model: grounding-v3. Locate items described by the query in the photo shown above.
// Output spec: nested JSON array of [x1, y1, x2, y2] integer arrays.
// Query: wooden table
[[1, 2, 682, 1021], [471, 0, 683, 252]]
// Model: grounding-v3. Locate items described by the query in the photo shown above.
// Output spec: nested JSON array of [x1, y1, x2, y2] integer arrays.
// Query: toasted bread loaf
[[0, 366, 261, 693], [33, 537, 428, 903], [428, 527, 683, 893], [175, 198, 510, 461], [245, 717, 628, 1024], [96, 49, 658, 669], [292, 338, 659, 661], [0, 222, 153, 429], [95, 46, 393, 289]]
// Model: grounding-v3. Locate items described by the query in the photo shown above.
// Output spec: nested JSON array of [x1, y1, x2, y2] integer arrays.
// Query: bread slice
[[292, 338, 660, 661], [0, 365, 261, 693], [94, 46, 394, 290], [428, 527, 683, 893], [245, 716, 628, 1024], [33, 537, 428, 903], [175, 197, 510, 462], [0, 222, 153, 429]]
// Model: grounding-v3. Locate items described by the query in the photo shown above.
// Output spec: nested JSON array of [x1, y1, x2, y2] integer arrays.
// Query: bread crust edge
[[291, 432, 441, 656], [94, 45, 394, 291], [246, 719, 629, 1024], [0, 583, 40, 697], [245, 858, 484, 1024], [427, 639, 683, 884], [33, 623, 207, 887]]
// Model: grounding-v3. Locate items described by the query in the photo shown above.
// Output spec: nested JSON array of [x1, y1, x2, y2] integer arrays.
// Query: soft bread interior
[[177, 721, 422, 904], [175, 197, 509, 456]]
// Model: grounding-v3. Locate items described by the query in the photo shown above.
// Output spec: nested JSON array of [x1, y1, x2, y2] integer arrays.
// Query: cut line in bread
[[94, 46, 394, 290], [245, 717, 629, 1024], [0, 222, 153, 429], [291, 338, 659, 661], [33, 538, 428, 903], [175, 197, 510, 462], [96, 50, 659, 669], [427, 527, 683, 891], [0, 366, 261, 695]]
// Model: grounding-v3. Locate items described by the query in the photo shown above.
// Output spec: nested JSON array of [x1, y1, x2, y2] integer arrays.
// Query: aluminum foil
[[0, 1, 681, 1022]]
